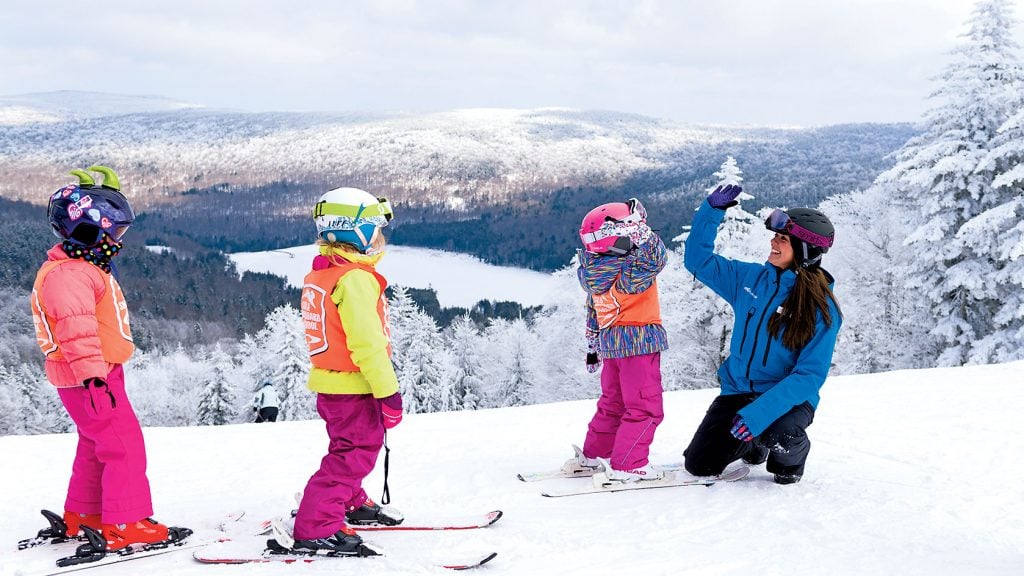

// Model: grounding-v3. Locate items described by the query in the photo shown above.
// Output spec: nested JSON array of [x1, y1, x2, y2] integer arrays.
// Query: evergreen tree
[[494, 318, 539, 407], [666, 157, 765, 388], [876, 0, 1024, 365], [0, 363, 25, 435], [389, 286, 452, 413], [13, 363, 70, 434], [269, 305, 314, 420], [196, 345, 238, 426], [527, 263, 593, 403], [822, 185, 931, 373], [444, 314, 487, 410]]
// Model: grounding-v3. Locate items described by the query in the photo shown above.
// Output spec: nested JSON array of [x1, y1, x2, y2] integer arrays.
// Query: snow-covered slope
[[228, 244, 559, 308], [4, 361, 1021, 575]]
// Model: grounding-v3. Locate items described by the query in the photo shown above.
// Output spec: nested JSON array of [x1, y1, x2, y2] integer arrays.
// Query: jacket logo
[[743, 286, 758, 299]]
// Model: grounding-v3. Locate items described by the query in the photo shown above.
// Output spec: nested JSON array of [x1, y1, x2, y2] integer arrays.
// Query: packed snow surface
[[3, 361, 1022, 575]]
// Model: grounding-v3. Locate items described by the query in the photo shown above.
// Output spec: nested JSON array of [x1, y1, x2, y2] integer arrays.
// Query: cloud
[[0, 0, 1011, 125]]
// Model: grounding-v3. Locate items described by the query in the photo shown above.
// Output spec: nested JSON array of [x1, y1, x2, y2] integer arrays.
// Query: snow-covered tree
[[389, 286, 453, 413], [0, 363, 26, 435], [527, 261, 595, 403], [268, 305, 314, 420], [5, 363, 70, 434], [489, 318, 540, 407], [196, 344, 238, 426], [822, 185, 932, 373], [444, 314, 487, 410], [876, 0, 1024, 365], [665, 156, 766, 388]]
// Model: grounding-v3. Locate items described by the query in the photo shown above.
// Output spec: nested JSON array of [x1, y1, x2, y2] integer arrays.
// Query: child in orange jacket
[[30, 166, 187, 553]]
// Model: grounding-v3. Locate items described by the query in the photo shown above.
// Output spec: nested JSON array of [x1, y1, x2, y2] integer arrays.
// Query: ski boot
[[17, 509, 95, 549], [102, 518, 170, 551], [598, 458, 665, 483], [64, 511, 103, 537], [561, 444, 603, 477], [345, 498, 404, 526], [290, 526, 374, 555], [774, 473, 802, 485], [742, 441, 769, 466], [55, 520, 191, 567]]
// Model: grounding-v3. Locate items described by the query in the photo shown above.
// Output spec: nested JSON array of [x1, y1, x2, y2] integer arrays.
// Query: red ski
[[256, 509, 503, 534]]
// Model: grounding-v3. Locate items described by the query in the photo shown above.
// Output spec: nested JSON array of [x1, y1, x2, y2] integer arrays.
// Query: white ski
[[540, 465, 750, 497], [518, 461, 687, 482]]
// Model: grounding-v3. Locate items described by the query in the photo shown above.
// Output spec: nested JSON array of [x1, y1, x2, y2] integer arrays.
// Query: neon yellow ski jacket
[[306, 246, 399, 398]]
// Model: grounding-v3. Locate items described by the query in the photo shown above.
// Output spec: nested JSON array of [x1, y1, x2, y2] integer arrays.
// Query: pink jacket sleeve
[[41, 263, 109, 383]]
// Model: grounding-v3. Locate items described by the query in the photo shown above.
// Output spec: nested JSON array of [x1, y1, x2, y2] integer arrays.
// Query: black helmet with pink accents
[[765, 207, 834, 269]]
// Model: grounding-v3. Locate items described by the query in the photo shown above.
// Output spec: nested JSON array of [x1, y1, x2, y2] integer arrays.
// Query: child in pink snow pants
[[291, 187, 404, 553], [574, 198, 669, 481], [57, 365, 152, 523], [30, 166, 178, 550]]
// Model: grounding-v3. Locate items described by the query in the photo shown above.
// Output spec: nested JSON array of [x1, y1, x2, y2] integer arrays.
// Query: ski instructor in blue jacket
[[682, 184, 842, 484]]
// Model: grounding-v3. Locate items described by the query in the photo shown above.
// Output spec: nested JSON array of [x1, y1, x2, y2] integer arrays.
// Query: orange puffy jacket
[[30, 245, 134, 388]]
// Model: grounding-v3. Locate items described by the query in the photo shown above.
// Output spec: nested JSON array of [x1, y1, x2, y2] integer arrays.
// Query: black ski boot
[[774, 473, 802, 485], [742, 442, 769, 466], [345, 499, 403, 526], [290, 526, 376, 556]]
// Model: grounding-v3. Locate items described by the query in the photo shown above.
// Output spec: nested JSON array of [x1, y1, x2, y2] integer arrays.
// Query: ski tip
[[516, 473, 527, 482], [443, 551, 497, 570], [485, 510, 503, 525]]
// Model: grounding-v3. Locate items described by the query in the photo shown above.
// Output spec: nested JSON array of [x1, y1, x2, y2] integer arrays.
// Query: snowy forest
[[2, 0, 1022, 435]]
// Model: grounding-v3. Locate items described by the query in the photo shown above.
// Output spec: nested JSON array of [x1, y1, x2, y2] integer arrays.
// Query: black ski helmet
[[765, 207, 834, 269], [47, 166, 135, 248]]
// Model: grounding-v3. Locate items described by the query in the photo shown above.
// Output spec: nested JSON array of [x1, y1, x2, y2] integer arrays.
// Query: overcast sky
[[2, 0, 1019, 126]]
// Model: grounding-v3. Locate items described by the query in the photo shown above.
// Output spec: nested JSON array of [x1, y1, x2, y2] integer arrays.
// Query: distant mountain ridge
[[0, 91, 913, 205], [0, 90, 203, 125], [0, 91, 916, 270]]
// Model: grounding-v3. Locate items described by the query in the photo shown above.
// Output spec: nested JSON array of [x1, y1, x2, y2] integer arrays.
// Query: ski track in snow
[[2, 361, 1023, 575]]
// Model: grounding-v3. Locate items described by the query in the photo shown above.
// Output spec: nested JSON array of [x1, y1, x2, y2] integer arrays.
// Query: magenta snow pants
[[293, 393, 384, 540], [56, 365, 154, 524], [582, 353, 664, 471]]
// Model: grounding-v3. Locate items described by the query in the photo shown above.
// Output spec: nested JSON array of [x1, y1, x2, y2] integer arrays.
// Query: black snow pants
[[683, 393, 814, 478], [255, 407, 279, 423]]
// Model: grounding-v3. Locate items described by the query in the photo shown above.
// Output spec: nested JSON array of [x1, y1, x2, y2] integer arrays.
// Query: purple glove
[[707, 184, 742, 210], [585, 329, 601, 374], [730, 415, 753, 442], [83, 377, 116, 420], [381, 392, 403, 429]]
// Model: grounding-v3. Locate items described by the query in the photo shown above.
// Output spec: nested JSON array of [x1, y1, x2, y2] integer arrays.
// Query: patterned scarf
[[61, 238, 123, 274]]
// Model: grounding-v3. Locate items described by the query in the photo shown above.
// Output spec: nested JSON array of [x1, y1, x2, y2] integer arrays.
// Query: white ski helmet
[[312, 187, 393, 253]]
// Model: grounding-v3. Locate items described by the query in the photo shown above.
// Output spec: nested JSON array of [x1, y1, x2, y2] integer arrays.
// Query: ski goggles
[[579, 198, 647, 246], [313, 196, 394, 223], [765, 209, 833, 248]]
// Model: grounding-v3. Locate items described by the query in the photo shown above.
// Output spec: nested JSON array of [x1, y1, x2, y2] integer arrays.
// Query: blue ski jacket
[[684, 200, 842, 437]]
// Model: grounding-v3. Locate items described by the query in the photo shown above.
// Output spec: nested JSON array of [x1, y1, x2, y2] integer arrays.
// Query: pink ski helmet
[[579, 198, 647, 255]]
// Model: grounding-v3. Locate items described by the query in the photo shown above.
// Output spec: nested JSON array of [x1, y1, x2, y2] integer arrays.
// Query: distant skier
[[252, 381, 280, 423], [290, 187, 404, 554], [29, 166, 186, 551], [682, 184, 842, 484], [565, 198, 669, 483]]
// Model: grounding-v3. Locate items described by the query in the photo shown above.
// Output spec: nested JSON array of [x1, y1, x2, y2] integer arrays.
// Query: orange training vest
[[592, 279, 662, 329], [302, 261, 391, 372], [31, 259, 134, 363]]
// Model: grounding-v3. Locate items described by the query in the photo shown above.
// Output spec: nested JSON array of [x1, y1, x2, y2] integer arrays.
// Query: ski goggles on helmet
[[579, 198, 646, 246], [313, 196, 393, 223], [765, 209, 833, 248]]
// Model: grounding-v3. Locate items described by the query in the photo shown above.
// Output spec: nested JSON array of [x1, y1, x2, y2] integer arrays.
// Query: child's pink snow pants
[[583, 353, 664, 471], [293, 394, 384, 540], [56, 365, 154, 524]]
